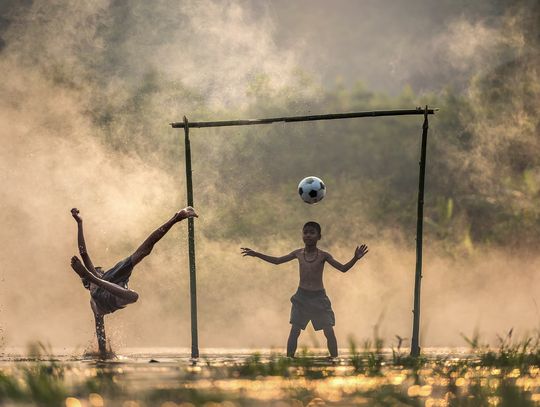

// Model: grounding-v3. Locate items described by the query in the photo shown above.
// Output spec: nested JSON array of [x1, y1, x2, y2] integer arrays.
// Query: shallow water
[[1, 348, 539, 406], [0, 346, 471, 361]]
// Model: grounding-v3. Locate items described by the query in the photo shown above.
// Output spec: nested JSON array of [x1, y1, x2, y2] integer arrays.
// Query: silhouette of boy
[[241, 221, 368, 358], [70, 206, 197, 355]]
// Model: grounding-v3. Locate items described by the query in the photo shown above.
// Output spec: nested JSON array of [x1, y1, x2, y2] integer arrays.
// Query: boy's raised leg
[[287, 325, 302, 357], [323, 327, 338, 358], [130, 207, 198, 266]]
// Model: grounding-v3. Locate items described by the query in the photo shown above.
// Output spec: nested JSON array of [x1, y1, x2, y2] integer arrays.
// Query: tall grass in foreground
[[0, 343, 67, 406], [0, 335, 538, 406], [462, 329, 540, 371]]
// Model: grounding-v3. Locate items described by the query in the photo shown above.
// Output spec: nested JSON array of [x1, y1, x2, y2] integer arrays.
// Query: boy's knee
[[121, 291, 139, 305], [132, 248, 150, 263], [290, 325, 302, 336], [323, 327, 335, 338]]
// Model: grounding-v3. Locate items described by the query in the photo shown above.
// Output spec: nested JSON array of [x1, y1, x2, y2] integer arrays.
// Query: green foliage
[[462, 329, 540, 370], [235, 352, 292, 377], [349, 335, 385, 376], [0, 371, 25, 401], [0, 342, 68, 406], [361, 384, 422, 407], [191, 77, 538, 250], [480, 331, 540, 370], [391, 335, 427, 370], [22, 363, 66, 406], [232, 349, 332, 379], [46, 23, 539, 251], [461, 329, 484, 351], [145, 387, 231, 406], [78, 367, 121, 397], [1, 343, 539, 406]]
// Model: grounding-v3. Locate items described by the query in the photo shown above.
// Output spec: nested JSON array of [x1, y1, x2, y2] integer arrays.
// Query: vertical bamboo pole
[[183, 116, 199, 358], [411, 106, 429, 357]]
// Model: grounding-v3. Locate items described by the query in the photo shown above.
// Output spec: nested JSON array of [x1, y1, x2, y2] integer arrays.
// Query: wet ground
[[1, 348, 539, 406]]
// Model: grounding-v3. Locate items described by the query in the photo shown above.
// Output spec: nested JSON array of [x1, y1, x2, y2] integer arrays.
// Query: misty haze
[[0, 0, 538, 356]]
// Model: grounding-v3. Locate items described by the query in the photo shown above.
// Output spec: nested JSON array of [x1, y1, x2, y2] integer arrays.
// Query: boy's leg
[[287, 325, 302, 357], [130, 206, 198, 266], [71, 256, 139, 303], [323, 327, 338, 357], [94, 313, 107, 357]]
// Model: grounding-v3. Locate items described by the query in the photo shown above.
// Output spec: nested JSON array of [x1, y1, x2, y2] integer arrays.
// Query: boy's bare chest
[[297, 252, 325, 274]]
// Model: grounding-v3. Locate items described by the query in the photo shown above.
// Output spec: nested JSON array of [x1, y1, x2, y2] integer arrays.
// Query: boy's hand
[[241, 247, 258, 257], [355, 244, 369, 259], [71, 208, 82, 223]]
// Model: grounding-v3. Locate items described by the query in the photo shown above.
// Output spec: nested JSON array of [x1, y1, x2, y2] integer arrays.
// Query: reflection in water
[[0, 348, 539, 405]]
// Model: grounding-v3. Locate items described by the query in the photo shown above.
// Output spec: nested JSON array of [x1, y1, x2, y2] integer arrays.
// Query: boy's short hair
[[303, 221, 321, 235]]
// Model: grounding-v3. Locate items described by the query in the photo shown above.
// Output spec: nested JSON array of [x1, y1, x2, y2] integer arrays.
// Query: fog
[[0, 0, 538, 352]]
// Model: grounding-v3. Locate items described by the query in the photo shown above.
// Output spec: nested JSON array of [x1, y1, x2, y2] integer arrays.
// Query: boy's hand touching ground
[[241, 247, 258, 257], [355, 244, 369, 259], [71, 208, 82, 223]]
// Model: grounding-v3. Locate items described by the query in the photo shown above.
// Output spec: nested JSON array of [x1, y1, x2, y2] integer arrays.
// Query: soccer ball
[[298, 176, 326, 204]]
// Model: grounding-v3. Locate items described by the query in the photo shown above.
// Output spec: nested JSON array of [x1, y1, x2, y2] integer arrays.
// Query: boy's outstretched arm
[[325, 244, 369, 273], [241, 248, 297, 265], [71, 208, 98, 276]]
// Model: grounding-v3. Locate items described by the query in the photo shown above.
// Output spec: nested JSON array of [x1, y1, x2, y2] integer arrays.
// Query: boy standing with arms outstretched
[[241, 221, 368, 358]]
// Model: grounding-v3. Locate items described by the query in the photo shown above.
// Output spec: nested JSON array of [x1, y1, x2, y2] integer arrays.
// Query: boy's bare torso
[[294, 248, 328, 291]]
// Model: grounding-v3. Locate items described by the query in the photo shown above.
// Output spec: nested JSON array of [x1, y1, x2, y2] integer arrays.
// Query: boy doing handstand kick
[[70, 206, 198, 356], [241, 221, 368, 358]]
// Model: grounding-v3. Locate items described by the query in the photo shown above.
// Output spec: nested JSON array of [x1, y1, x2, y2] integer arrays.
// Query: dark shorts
[[91, 256, 134, 315], [290, 287, 335, 331]]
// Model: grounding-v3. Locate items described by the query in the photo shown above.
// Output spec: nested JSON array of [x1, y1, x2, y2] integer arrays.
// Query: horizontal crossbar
[[170, 108, 437, 129]]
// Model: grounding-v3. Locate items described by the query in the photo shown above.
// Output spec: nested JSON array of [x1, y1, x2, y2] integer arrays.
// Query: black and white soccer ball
[[298, 176, 326, 204]]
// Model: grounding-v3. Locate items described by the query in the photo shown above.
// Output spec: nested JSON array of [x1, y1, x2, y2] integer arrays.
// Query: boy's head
[[303, 221, 322, 246]]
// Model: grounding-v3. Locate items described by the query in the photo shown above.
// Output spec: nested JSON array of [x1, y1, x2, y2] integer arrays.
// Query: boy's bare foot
[[71, 208, 82, 223], [174, 206, 198, 222], [326, 356, 339, 364], [71, 256, 91, 279]]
